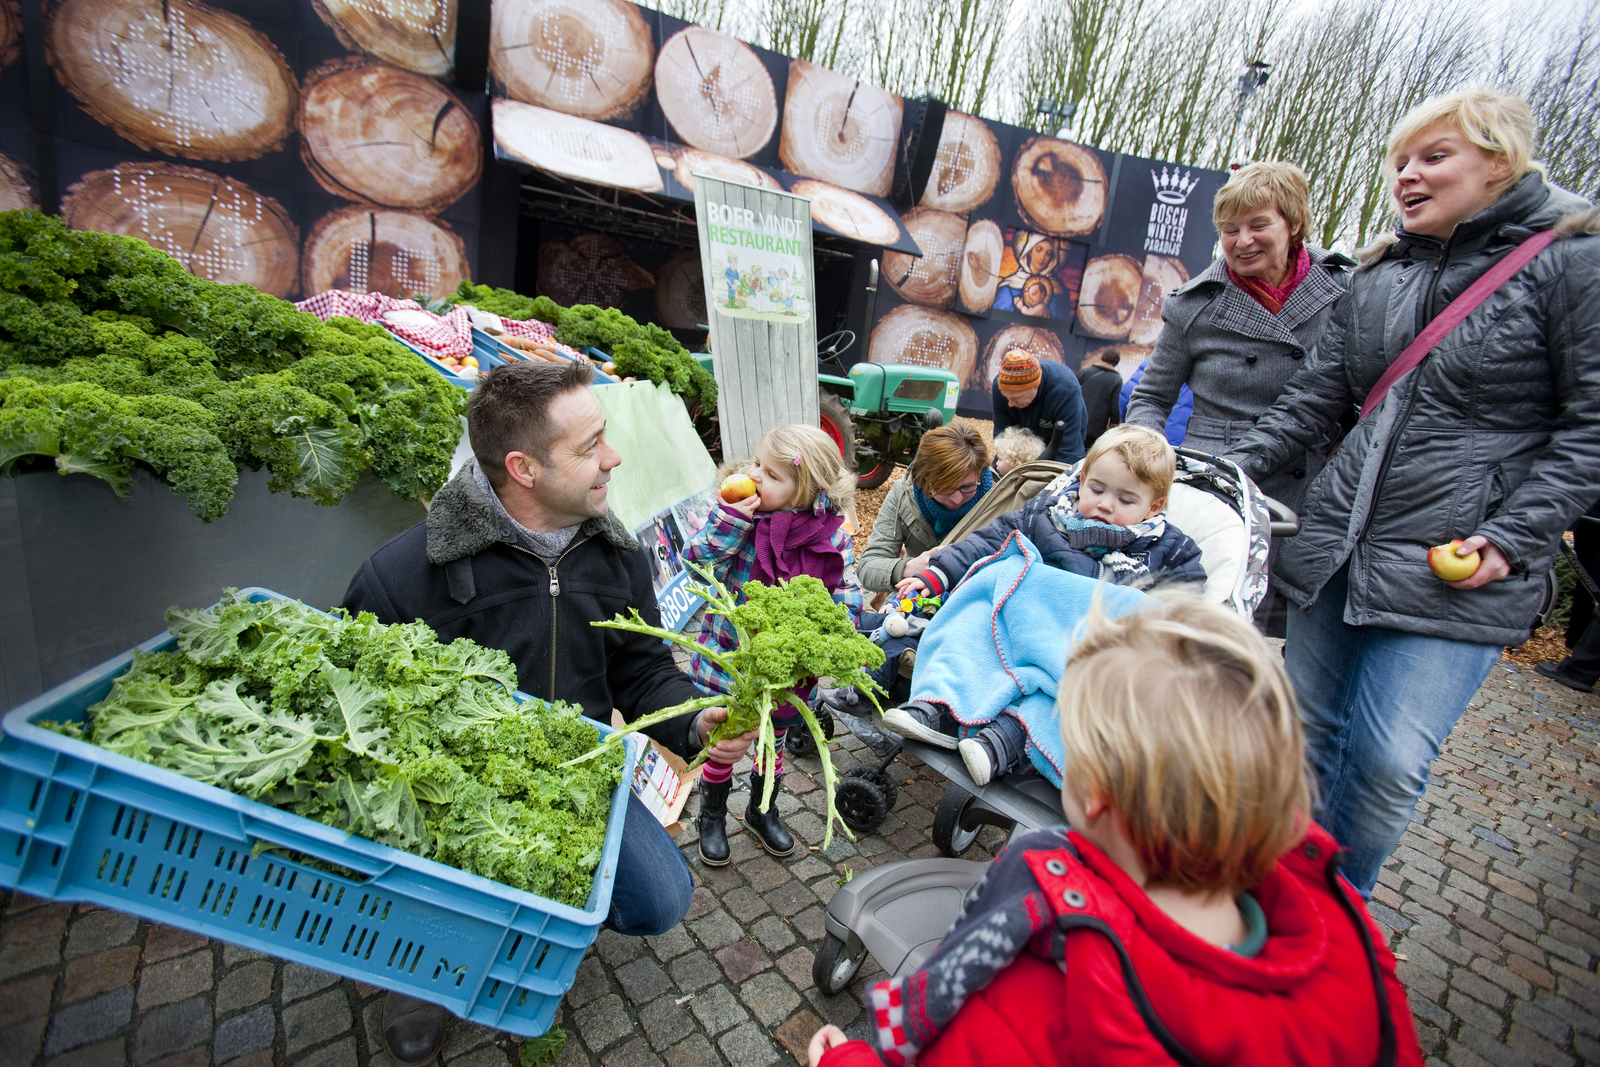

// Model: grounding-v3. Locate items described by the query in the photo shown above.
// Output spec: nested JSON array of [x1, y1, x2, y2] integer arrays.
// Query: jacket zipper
[[1349, 245, 1450, 573], [546, 536, 589, 700]]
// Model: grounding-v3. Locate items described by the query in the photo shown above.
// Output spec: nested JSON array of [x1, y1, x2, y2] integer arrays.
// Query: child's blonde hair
[[992, 427, 1045, 472], [1059, 591, 1311, 892], [759, 424, 855, 513], [1082, 424, 1175, 505]]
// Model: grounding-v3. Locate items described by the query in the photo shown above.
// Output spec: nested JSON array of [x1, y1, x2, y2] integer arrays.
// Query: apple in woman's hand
[[1429, 540, 1482, 582], [720, 473, 758, 504]]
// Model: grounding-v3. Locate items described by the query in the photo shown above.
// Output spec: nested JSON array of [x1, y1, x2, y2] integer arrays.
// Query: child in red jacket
[[809, 592, 1423, 1067]]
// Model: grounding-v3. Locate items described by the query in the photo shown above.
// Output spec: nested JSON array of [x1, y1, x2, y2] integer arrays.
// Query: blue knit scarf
[[913, 467, 994, 538]]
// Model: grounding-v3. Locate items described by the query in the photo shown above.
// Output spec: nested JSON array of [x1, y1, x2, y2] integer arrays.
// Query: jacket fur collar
[[425, 461, 637, 565]]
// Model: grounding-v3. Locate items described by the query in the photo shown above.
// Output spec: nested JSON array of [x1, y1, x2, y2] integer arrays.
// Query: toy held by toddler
[[681, 424, 862, 867], [809, 593, 1423, 1067]]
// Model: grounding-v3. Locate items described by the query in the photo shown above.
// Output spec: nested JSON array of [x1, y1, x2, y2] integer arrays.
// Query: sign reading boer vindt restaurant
[[692, 174, 819, 458]]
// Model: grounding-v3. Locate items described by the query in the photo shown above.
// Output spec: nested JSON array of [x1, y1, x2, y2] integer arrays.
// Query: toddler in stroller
[[883, 425, 1207, 786]]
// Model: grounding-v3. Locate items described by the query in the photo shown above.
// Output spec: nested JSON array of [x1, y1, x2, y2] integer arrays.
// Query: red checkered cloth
[[293, 289, 556, 362]]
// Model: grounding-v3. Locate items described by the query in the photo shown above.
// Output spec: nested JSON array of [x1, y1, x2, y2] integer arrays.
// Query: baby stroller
[[810, 449, 1301, 995]]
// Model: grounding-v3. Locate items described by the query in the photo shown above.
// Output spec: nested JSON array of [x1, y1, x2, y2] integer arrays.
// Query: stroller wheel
[[843, 764, 898, 810], [786, 706, 836, 758], [835, 776, 890, 833], [812, 932, 867, 995], [932, 784, 982, 857]]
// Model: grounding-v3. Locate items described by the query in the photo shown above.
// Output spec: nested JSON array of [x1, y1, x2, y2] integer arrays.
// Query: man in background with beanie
[[990, 347, 1088, 463]]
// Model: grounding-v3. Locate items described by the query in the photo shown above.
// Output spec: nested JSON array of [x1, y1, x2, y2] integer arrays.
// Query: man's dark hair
[[468, 359, 594, 486], [1101, 351, 1121, 368]]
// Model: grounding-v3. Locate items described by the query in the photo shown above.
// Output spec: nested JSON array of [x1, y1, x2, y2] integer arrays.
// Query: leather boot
[[381, 991, 449, 1067], [745, 771, 796, 857], [696, 776, 733, 866]]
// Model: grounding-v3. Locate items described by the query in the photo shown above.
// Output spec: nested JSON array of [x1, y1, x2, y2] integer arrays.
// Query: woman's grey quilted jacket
[[1227, 175, 1600, 646]]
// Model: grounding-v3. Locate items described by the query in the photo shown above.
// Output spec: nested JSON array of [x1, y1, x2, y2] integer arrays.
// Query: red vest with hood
[[820, 823, 1422, 1067]]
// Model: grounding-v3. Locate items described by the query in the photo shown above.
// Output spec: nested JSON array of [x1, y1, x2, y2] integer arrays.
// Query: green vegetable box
[[0, 590, 638, 1037]]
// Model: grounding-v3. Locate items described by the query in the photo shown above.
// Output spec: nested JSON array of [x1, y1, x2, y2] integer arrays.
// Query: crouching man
[[343, 360, 753, 1065]]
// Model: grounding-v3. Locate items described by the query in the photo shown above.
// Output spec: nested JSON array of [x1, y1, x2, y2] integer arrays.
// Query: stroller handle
[[1262, 495, 1300, 538]]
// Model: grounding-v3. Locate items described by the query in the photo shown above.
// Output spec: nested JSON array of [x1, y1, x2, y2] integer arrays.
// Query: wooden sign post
[[692, 175, 818, 459]]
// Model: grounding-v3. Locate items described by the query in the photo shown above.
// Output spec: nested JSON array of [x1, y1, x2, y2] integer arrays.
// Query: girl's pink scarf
[[750, 510, 845, 591]]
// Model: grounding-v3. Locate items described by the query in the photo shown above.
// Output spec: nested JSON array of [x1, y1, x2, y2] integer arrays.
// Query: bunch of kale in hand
[[568, 568, 884, 848]]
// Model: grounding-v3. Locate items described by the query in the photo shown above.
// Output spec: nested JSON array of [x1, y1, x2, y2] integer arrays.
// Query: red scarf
[[1228, 243, 1311, 315]]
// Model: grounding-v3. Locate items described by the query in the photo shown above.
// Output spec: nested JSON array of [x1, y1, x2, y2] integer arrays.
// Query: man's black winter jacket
[[342, 463, 704, 757]]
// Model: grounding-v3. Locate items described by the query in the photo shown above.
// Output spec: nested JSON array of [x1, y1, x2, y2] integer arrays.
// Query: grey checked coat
[[1226, 176, 1600, 647], [1125, 245, 1354, 514]]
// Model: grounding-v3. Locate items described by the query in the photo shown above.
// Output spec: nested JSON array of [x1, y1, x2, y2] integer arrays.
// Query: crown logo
[[1152, 167, 1198, 205]]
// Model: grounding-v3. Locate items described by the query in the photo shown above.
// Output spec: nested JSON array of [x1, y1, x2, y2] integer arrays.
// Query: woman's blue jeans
[[1285, 564, 1500, 896], [605, 792, 695, 936]]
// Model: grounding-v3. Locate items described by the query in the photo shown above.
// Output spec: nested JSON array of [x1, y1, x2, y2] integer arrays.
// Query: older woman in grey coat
[[1126, 161, 1351, 510], [1126, 161, 1351, 630]]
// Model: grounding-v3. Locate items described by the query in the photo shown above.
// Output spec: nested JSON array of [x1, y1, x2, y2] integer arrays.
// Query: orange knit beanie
[[996, 348, 1042, 390]]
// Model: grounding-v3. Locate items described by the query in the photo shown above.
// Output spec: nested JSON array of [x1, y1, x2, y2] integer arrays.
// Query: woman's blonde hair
[[1082, 424, 1175, 505], [1059, 591, 1312, 892], [1386, 88, 1541, 196], [1212, 161, 1313, 244], [992, 426, 1045, 471], [759, 424, 855, 513], [909, 422, 993, 496]]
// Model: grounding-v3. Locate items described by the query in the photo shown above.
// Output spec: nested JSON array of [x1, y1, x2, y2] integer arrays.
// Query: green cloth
[[592, 380, 717, 531], [1225, 892, 1268, 957]]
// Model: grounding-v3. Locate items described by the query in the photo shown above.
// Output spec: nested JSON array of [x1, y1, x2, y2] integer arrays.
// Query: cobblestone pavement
[[2, 658, 1596, 1067]]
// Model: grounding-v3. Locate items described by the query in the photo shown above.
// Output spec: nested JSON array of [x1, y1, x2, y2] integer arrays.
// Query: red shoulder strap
[[1359, 229, 1558, 420]]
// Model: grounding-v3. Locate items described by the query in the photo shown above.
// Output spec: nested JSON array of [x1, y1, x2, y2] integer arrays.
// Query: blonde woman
[[680, 423, 861, 866], [1227, 90, 1600, 896]]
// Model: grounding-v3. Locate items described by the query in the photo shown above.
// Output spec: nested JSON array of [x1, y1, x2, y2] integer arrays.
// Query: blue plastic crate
[[472, 329, 618, 386], [0, 588, 638, 1037]]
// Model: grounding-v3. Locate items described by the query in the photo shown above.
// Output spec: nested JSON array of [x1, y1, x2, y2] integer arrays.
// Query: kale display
[[0, 211, 466, 519], [448, 281, 563, 328], [62, 592, 624, 906]]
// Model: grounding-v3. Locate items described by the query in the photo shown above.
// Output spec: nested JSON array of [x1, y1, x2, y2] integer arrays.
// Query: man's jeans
[[1285, 564, 1500, 896], [606, 792, 694, 936]]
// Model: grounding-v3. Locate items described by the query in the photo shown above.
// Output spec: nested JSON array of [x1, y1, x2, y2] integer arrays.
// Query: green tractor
[[694, 330, 962, 489]]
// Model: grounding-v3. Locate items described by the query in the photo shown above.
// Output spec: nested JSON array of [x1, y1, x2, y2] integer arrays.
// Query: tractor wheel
[[818, 391, 857, 468], [854, 424, 897, 490]]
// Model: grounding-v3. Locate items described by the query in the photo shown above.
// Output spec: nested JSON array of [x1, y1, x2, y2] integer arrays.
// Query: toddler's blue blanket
[[909, 531, 1146, 784]]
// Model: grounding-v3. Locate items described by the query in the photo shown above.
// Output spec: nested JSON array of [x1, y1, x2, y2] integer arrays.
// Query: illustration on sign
[[702, 195, 812, 322], [636, 485, 720, 631]]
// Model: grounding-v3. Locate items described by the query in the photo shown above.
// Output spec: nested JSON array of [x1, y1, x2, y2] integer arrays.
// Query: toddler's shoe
[[881, 701, 956, 749], [957, 735, 1000, 787]]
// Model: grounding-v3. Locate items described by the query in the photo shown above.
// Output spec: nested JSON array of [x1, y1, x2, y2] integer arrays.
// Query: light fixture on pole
[[1035, 97, 1079, 139]]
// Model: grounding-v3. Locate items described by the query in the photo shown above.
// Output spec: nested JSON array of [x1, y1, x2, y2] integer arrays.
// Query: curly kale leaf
[[448, 281, 562, 326]]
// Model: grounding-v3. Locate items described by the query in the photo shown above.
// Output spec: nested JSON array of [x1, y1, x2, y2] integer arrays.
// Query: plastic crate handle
[[238, 814, 394, 881]]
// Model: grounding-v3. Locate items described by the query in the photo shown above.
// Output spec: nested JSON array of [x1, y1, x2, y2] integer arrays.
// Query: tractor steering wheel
[[816, 330, 856, 366]]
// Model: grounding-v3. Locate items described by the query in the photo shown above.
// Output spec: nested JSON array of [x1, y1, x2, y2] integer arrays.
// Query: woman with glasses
[[857, 423, 995, 593]]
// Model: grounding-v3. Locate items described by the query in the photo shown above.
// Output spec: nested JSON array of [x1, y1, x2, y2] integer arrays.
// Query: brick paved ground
[[1, 658, 1595, 1067]]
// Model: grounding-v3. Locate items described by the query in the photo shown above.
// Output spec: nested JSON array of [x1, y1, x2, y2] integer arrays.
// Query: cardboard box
[[611, 711, 700, 835]]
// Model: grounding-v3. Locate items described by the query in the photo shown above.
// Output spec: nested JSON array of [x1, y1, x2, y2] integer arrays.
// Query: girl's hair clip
[[792, 455, 802, 466]]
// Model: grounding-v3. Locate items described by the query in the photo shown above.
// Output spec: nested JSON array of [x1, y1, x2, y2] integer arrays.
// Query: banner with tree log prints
[[867, 145, 1229, 420], [0, 0, 485, 301], [693, 175, 818, 460]]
